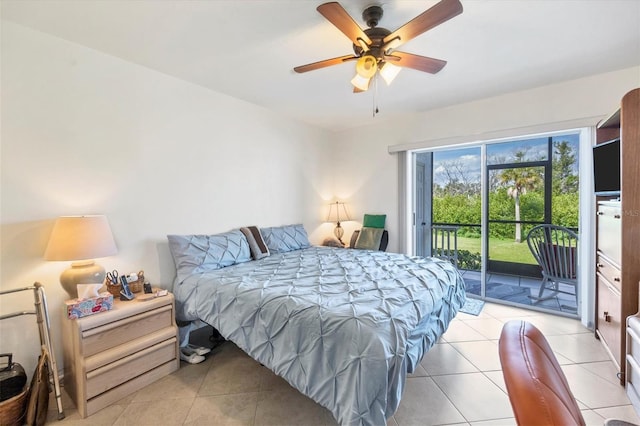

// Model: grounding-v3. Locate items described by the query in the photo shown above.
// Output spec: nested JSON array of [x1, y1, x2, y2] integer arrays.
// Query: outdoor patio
[[459, 269, 578, 315]]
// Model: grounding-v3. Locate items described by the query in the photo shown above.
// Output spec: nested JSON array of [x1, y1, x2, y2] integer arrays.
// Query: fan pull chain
[[372, 74, 380, 117]]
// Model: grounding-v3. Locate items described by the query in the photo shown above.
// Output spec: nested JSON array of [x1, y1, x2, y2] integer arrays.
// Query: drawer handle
[[604, 311, 612, 322], [597, 263, 605, 268], [614, 214, 621, 219], [597, 211, 604, 216], [614, 277, 621, 282]]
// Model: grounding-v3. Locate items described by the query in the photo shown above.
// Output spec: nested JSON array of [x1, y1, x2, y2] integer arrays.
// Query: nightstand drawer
[[85, 327, 177, 372], [81, 304, 173, 357], [86, 337, 177, 399]]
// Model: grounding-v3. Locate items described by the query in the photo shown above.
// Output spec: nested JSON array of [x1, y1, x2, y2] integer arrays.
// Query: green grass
[[455, 236, 537, 264]]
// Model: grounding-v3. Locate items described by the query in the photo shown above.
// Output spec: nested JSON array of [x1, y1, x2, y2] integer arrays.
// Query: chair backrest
[[499, 320, 586, 426], [349, 230, 388, 251], [431, 225, 459, 266], [526, 224, 578, 281]]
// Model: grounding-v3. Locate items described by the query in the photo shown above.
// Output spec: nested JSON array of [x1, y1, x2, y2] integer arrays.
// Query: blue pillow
[[167, 230, 251, 283], [260, 224, 311, 253]]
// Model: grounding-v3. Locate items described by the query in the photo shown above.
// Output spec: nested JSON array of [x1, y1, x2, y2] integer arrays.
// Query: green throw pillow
[[363, 214, 386, 229]]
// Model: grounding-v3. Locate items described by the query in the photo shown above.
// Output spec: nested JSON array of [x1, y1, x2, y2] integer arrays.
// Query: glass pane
[[487, 223, 538, 265], [430, 147, 482, 294], [487, 137, 548, 165], [432, 147, 481, 225], [552, 133, 580, 229], [488, 166, 545, 223]]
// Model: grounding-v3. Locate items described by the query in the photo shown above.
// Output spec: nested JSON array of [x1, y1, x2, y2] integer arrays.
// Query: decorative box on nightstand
[[61, 292, 179, 418]]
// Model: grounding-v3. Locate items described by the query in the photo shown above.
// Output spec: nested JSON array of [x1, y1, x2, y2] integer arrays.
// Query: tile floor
[[46, 302, 640, 426]]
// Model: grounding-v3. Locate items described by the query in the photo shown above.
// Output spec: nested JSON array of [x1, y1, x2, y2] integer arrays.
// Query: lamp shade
[[327, 202, 351, 224], [380, 62, 402, 85], [355, 55, 377, 78], [351, 74, 371, 91], [45, 215, 117, 298], [45, 215, 117, 261]]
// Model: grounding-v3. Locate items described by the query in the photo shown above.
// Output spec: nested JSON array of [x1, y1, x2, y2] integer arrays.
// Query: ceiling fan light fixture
[[350, 73, 371, 91], [294, 0, 463, 93], [355, 55, 377, 78], [379, 61, 402, 85]]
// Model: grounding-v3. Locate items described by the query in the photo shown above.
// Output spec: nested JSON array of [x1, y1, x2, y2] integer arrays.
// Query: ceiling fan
[[294, 0, 463, 93]]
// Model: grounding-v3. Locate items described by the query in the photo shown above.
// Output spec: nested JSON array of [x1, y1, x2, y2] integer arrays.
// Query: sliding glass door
[[412, 131, 580, 315], [416, 147, 483, 294]]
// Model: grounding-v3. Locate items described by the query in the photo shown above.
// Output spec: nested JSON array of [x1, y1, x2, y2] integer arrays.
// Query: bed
[[169, 225, 466, 426]]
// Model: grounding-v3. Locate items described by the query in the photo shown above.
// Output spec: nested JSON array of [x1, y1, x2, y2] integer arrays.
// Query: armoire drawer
[[597, 277, 622, 366], [597, 254, 622, 292], [596, 204, 622, 265]]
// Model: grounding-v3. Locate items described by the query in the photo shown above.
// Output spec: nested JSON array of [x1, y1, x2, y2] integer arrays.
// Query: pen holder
[[105, 281, 121, 297]]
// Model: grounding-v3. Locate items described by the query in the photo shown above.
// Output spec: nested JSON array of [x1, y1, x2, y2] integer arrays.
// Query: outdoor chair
[[526, 224, 578, 311]]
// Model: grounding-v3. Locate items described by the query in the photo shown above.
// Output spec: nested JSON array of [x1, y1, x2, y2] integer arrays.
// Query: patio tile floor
[[459, 269, 578, 315]]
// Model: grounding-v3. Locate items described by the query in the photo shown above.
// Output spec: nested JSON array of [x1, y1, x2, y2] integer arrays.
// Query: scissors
[[106, 270, 119, 285]]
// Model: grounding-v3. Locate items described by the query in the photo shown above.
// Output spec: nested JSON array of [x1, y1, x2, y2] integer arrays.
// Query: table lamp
[[44, 215, 118, 298], [326, 201, 351, 245]]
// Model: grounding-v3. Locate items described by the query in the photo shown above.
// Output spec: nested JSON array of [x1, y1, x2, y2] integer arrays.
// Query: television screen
[[593, 138, 620, 196]]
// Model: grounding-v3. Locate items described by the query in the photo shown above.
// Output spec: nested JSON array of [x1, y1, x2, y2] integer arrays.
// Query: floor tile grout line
[[427, 373, 471, 425]]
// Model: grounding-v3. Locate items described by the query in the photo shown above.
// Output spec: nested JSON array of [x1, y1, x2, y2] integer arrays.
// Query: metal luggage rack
[[0, 282, 65, 420]]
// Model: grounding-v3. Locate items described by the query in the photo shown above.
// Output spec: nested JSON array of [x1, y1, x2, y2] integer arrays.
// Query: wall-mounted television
[[593, 138, 620, 196]]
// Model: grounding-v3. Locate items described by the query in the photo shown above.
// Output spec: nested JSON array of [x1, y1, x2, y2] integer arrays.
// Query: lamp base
[[334, 223, 345, 245], [59, 260, 106, 298]]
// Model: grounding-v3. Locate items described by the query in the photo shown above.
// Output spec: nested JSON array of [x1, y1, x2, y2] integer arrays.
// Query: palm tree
[[500, 151, 543, 242]]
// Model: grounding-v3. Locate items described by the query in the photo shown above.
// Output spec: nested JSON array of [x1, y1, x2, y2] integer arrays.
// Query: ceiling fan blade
[[386, 51, 447, 74], [294, 55, 358, 73], [317, 2, 372, 46], [383, 0, 462, 50]]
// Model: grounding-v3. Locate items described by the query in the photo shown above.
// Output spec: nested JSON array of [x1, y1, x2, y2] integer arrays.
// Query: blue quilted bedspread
[[173, 246, 465, 425]]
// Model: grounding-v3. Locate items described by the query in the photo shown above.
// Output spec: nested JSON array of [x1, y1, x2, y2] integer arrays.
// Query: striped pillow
[[240, 226, 270, 260]]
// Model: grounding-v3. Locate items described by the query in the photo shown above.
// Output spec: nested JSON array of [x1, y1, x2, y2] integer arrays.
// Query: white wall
[[0, 22, 334, 376]]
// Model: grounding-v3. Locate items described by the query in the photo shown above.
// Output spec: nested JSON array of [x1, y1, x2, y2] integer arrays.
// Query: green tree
[[553, 140, 579, 194], [499, 151, 544, 243]]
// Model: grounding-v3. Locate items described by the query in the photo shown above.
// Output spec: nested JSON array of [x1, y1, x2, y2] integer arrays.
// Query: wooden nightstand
[[61, 292, 179, 418]]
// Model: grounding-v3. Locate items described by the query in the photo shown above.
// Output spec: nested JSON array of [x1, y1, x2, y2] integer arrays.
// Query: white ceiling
[[2, 0, 640, 131]]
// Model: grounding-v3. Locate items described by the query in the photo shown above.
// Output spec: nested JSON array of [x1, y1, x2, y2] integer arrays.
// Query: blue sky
[[432, 133, 580, 186]]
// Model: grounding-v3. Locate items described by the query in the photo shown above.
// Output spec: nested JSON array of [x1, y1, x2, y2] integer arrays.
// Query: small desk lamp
[[44, 215, 117, 298], [327, 202, 351, 246]]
